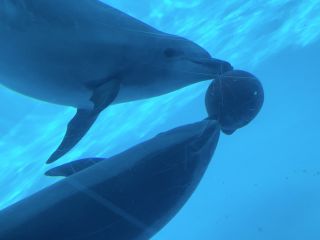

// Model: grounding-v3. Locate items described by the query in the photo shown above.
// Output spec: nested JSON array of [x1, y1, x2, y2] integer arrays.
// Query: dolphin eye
[[164, 48, 184, 58]]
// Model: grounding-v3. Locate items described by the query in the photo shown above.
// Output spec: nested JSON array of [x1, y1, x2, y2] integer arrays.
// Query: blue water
[[0, 0, 319, 239]]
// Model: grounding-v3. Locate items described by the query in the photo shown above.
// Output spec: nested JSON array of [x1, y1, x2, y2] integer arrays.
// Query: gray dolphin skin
[[0, 0, 232, 163], [0, 120, 220, 240]]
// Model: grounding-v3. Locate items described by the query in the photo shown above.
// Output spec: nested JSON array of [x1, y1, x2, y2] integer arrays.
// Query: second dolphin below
[[0, 70, 264, 239], [0, 120, 221, 240]]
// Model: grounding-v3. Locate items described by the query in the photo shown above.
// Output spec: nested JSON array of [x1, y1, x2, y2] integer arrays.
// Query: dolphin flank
[[0, 0, 232, 163]]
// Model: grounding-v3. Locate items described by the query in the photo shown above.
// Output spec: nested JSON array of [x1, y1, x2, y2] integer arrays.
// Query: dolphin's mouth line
[[154, 57, 231, 78], [189, 59, 216, 72], [155, 65, 217, 78], [189, 58, 233, 75], [189, 58, 215, 66], [125, 61, 218, 78]]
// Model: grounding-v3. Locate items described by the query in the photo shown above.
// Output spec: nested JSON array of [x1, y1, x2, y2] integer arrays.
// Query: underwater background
[[0, 0, 319, 239]]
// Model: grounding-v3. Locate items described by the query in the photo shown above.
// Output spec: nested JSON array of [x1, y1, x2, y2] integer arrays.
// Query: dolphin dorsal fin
[[45, 158, 105, 177]]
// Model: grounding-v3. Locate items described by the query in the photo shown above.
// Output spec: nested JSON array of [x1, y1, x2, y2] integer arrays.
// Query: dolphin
[[0, 120, 221, 240], [0, 0, 233, 163]]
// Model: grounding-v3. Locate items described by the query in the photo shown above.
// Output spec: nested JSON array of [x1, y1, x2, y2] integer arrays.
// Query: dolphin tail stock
[[46, 79, 120, 164], [45, 158, 105, 177]]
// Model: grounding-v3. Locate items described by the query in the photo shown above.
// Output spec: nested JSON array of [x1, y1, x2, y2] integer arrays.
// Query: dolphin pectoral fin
[[45, 158, 105, 177], [46, 109, 99, 163], [46, 79, 120, 164]]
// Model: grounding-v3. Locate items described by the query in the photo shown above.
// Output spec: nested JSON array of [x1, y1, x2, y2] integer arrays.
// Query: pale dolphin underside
[[0, 0, 232, 163], [0, 120, 220, 240]]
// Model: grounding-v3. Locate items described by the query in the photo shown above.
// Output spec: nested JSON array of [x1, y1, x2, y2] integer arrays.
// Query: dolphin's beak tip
[[222, 61, 234, 73], [208, 58, 233, 75], [222, 129, 236, 135]]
